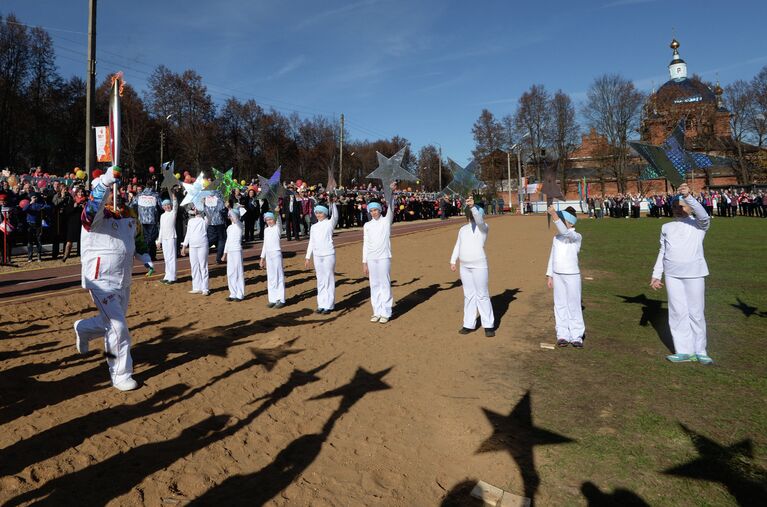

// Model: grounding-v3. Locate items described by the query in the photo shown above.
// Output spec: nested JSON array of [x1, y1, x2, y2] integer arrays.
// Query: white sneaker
[[378, 317, 389, 324], [188, 290, 202, 294], [113, 378, 138, 391], [201, 291, 210, 296], [74, 319, 88, 354], [370, 315, 380, 322]]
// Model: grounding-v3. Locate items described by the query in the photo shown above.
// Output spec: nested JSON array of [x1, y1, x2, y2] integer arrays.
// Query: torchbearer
[[363, 182, 397, 323], [259, 207, 285, 308], [545, 205, 585, 348], [650, 183, 712, 364], [73, 166, 140, 391], [222, 205, 246, 302], [305, 199, 339, 314], [450, 196, 495, 337]]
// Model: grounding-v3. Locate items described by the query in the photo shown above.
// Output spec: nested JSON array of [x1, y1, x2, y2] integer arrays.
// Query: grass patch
[[517, 217, 767, 506]]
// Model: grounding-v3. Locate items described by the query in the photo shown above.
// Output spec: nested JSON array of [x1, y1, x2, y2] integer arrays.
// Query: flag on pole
[[95, 126, 111, 162]]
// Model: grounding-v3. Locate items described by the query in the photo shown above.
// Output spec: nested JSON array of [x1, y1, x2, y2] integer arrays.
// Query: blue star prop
[[257, 166, 284, 212], [443, 158, 483, 197], [630, 120, 731, 187], [180, 171, 212, 210], [366, 148, 415, 203]]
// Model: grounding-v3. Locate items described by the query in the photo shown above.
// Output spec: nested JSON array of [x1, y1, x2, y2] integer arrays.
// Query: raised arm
[[83, 166, 119, 229], [330, 201, 340, 228]]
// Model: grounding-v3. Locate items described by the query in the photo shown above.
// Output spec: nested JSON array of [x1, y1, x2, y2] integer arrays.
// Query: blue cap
[[557, 210, 577, 225], [161, 199, 171, 206], [314, 205, 329, 215], [368, 202, 382, 211], [263, 212, 275, 220]]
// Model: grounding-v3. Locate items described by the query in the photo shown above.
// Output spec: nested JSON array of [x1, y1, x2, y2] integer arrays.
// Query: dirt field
[[0, 215, 559, 506]]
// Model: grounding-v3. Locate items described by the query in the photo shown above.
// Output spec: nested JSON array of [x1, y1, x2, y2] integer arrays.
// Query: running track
[[0, 216, 491, 303]]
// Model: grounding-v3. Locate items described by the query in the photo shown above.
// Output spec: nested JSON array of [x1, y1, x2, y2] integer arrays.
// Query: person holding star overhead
[[180, 203, 210, 296], [258, 205, 285, 308], [545, 204, 585, 348], [650, 182, 712, 364], [73, 165, 143, 391], [450, 195, 495, 337], [305, 197, 339, 314], [363, 181, 398, 324]]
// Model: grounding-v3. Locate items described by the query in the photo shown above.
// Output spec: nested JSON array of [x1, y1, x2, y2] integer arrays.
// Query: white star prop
[[366, 148, 415, 203], [180, 171, 212, 209]]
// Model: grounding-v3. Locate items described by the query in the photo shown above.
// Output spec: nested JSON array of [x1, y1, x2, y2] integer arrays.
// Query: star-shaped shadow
[[310, 366, 392, 410], [731, 297, 760, 318], [366, 148, 415, 203], [258, 166, 285, 212], [249, 338, 304, 372], [663, 423, 767, 505], [180, 171, 212, 209], [159, 161, 180, 192], [476, 391, 574, 504], [443, 158, 483, 197]]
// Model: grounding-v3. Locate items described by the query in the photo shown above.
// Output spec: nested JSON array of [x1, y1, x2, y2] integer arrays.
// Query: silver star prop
[[257, 166, 284, 212], [159, 161, 180, 192], [366, 148, 415, 203], [180, 171, 212, 209], [443, 158, 483, 197]]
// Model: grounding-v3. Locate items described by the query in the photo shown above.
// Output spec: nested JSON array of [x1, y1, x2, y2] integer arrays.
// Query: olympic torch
[[109, 72, 123, 209]]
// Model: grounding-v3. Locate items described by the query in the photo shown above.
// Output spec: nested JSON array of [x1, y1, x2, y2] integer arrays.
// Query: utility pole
[[506, 150, 512, 213], [339, 113, 344, 188], [84, 0, 97, 186], [517, 148, 523, 214], [159, 130, 165, 168], [438, 144, 442, 190]]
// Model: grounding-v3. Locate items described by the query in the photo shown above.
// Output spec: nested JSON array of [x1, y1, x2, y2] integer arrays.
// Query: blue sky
[[3, 0, 767, 163]]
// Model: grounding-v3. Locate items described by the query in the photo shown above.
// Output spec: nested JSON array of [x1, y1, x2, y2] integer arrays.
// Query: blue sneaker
[[696, 355, 714, 365], [666, 353, 696, 363]]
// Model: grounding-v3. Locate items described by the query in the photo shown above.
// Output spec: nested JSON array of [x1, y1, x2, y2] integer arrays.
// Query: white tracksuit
[[546, 219, 585, 343], [306, 203, 339, 310], [182, 215, 209, 292], [76, 176, 136, 385], [224, 222, 245, 300], [451, 207, 494, 330], [260, 216, 285, 304], [363, 201, 394, 319], [158, 200, 178, 282], [652, 195, 710, 356]]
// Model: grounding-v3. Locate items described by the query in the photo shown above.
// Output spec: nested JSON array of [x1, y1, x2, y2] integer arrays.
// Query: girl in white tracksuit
[[545, 205, 585, 347], [259, 208, 285, 307], [650, 183, 712, 364], [181, 206, 210, 295], [305, 201, 339, 313], [157, 195, 178, 283], [222, 207, 245, 301], [363, 192, 396, 323], [450, 198, 495, 337]]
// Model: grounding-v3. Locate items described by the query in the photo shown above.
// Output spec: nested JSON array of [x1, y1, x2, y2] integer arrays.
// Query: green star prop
[[211, 167, 239, 197]]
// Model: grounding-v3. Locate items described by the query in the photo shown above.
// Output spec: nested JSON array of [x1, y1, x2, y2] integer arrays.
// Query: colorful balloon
[[19, 199, 30, 208], [148, 166, 155, 174], [37, 180, 47, 189], [174, 173, 181, 179], [92, 169, 103, 179], [296, 179, 304, 188], [240, 179, 246, 186], [131, 177, 138, 184]]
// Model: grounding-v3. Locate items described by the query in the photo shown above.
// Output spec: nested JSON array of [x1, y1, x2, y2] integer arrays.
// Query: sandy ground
[[0, 215, 557, 506]]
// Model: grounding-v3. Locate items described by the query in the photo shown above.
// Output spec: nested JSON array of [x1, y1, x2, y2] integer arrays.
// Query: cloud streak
[[293, 0, 382, 31]]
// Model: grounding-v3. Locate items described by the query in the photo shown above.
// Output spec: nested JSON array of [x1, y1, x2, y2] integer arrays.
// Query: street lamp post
[[508, 132, 529, 214], [159, 113, 173, 167]]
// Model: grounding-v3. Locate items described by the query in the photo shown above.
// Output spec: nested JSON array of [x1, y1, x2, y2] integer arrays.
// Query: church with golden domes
[[641, 39, 731, 148]]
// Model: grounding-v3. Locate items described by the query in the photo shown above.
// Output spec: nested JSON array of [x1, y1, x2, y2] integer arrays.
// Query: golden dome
[[670, 38, 680, 50]]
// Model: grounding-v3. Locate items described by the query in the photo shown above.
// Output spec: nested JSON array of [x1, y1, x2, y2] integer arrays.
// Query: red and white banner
[[95, 126, 112, 163]]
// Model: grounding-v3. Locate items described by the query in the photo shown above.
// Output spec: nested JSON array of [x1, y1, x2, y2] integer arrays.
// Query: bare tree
[[515, 85, 551, 180], [750, 66, 767, 147], [472, 109, 505, 191], [548, 90, 579, 194], [582, 74, 644, 192], [724, 80, 756, 184]]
